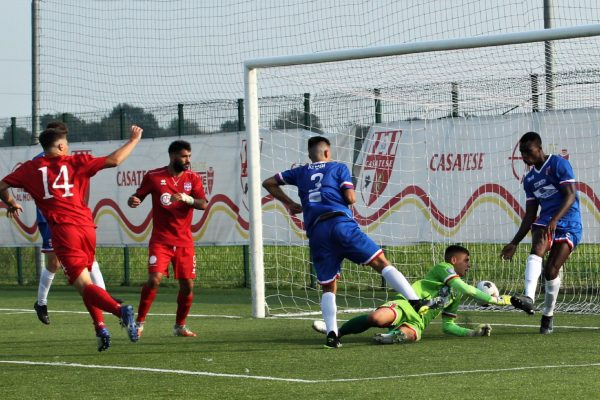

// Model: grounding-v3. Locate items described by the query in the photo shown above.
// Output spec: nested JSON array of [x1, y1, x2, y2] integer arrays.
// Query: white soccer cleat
[[312, 320, 327, 334], [373, 330, 408, 344]]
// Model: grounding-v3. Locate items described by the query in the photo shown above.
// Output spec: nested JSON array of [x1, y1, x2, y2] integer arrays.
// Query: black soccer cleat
[[34, 301, 50, 325], [408, 298, 443, 316], [324, 331, 341, 349], [510, 295, 535, 315], [540, 315, 554, 334]]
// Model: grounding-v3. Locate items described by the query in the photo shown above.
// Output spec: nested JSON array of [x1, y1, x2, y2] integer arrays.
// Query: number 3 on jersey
[[38, 165, 74, 199], [308, 173, 323, 202]]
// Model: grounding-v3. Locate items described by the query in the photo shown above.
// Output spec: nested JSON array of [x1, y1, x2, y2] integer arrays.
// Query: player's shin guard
[[542, 277, 561, 317], [37, 268, 55, 306], [137, 284, 158, 323], [175, 291, 194, 326], [381, 266, 419, 300], [81, 284, 121, 317], [321, 292, 338, 335], [524, 254, 543, 300]]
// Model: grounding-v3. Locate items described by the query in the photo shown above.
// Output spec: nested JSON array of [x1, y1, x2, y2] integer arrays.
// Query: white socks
[[90, 260, 106, 290], [381, 266, 419, 300], [543, 277, 561, 317], [321, 292, 338, 335], [524, 254, 543, 299], [37, 268, 55, 306]]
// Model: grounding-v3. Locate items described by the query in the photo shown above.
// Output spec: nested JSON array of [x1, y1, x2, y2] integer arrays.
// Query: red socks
[[137, 283, 158, 323], [176, 291, 193, 326]]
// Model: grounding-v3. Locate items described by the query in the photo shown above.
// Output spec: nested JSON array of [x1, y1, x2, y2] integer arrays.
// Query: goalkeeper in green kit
[[312, 245, 516, 345]]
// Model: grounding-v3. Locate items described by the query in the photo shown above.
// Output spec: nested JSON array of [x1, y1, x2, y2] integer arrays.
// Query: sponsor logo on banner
[[197, 167, 214, 196], [240, 138, 264, 210], [509, 141, 569, 182], [359, 130, 401, 206]]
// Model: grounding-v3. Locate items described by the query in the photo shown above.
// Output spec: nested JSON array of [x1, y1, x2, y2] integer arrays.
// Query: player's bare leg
[[173, 278, 197, 337]]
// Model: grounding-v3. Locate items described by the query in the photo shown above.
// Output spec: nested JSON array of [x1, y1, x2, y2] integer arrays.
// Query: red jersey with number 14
[[3, 154, 107, 227], [135, 167, 206, 247]]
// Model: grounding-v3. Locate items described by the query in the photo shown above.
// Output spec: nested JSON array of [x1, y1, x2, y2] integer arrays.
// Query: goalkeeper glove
[[490, 294, 512, 306], [469, 324, 492, 337]]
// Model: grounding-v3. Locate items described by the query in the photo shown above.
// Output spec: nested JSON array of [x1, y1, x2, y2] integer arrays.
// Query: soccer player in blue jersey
[[312, 245, 513, 344], [263, 136, 434, 348], [501, 131, 582, 334]]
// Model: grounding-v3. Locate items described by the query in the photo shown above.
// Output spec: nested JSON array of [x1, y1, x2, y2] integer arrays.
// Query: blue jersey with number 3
[[277, 161, 354, 235]]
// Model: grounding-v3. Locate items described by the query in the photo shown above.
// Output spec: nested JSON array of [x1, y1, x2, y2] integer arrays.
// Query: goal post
[[245, 24, 600, 318]]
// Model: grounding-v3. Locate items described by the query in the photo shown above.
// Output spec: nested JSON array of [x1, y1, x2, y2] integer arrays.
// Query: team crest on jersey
[[184, 182, 192, 192], [160, 193, 172, 206], [358, 130, 401, 206]]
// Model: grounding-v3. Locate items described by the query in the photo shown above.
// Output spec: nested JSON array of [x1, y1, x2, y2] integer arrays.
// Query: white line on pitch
[[0, 308, 242, 319], [1, 360, 600, 383]]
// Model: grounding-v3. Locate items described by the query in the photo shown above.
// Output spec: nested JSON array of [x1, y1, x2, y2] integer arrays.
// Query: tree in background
[[271, 109, 323, 133]]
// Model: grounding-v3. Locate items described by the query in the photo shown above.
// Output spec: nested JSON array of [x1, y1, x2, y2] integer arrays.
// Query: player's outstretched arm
[[442, 316, 492, 337], [262, 176, 302, 214], [104, 125, 143, 168], [500, 201, 538, 260], [0, 180, 23, 217]]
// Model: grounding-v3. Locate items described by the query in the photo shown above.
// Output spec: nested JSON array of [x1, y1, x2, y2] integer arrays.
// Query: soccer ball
[[476, 280, 499, 305]]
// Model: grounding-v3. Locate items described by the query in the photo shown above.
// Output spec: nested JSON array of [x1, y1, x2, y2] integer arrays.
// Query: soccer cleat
[[540, 315, 554, 334], [173, 325, 197, 337], [33, 302, 50, 325], [119, 304, 139, 342], [136, 321, 144, 338], [311, 320, 327, 334], [510, 295, 535, 315], [324, 331, 341, 349], [96, 327, 111, 352], [373, 329, 408, 344]]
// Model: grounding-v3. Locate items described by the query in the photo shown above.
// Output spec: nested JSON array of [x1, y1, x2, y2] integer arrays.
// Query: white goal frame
[[244, 23, 600, 318]]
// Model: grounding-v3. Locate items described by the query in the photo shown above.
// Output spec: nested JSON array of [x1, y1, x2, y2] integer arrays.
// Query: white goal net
[[248, 27, 600, 317]]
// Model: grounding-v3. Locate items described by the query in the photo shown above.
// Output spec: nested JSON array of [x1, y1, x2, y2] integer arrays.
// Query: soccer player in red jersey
[[128, 140, 207, 338], [0, 124, 143, 352]]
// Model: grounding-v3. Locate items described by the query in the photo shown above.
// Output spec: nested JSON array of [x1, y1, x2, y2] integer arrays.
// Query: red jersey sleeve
[[135, 171, 153, 201], [75, 154, 108, 177], [2, 161, 32, 189]]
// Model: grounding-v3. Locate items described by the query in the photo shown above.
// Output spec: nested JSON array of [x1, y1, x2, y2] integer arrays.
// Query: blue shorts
[[38, 222, 54, 253], [551, 228, 582, 251], [533, 222, 582, 251], [308, 217, 382, 284]]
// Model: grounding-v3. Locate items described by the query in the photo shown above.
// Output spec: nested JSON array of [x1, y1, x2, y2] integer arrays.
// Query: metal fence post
[[178, 103, 184, 136], [123, 246, 130, 286]]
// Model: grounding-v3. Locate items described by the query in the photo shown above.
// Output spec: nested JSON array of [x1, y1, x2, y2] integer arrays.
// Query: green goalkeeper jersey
[[391, 261, 494, 337]]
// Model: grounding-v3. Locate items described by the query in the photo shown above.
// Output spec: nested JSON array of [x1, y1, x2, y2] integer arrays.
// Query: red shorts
[[148, 242, 196, 279], [51, 224, 96, 284]]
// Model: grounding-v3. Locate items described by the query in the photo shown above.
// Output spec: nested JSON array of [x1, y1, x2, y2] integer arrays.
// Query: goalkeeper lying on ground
[[312, 244, 518, 345]]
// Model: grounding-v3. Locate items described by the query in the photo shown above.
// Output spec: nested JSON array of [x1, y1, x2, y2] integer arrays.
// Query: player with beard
[[128, 140, 208, 337]]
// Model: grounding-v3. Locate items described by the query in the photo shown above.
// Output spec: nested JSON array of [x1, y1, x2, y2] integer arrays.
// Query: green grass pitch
[[1, 286, 599, 399]]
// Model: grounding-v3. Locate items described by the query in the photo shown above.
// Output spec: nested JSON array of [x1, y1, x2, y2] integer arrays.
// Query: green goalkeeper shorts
[[378, 299, 424, 341]]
